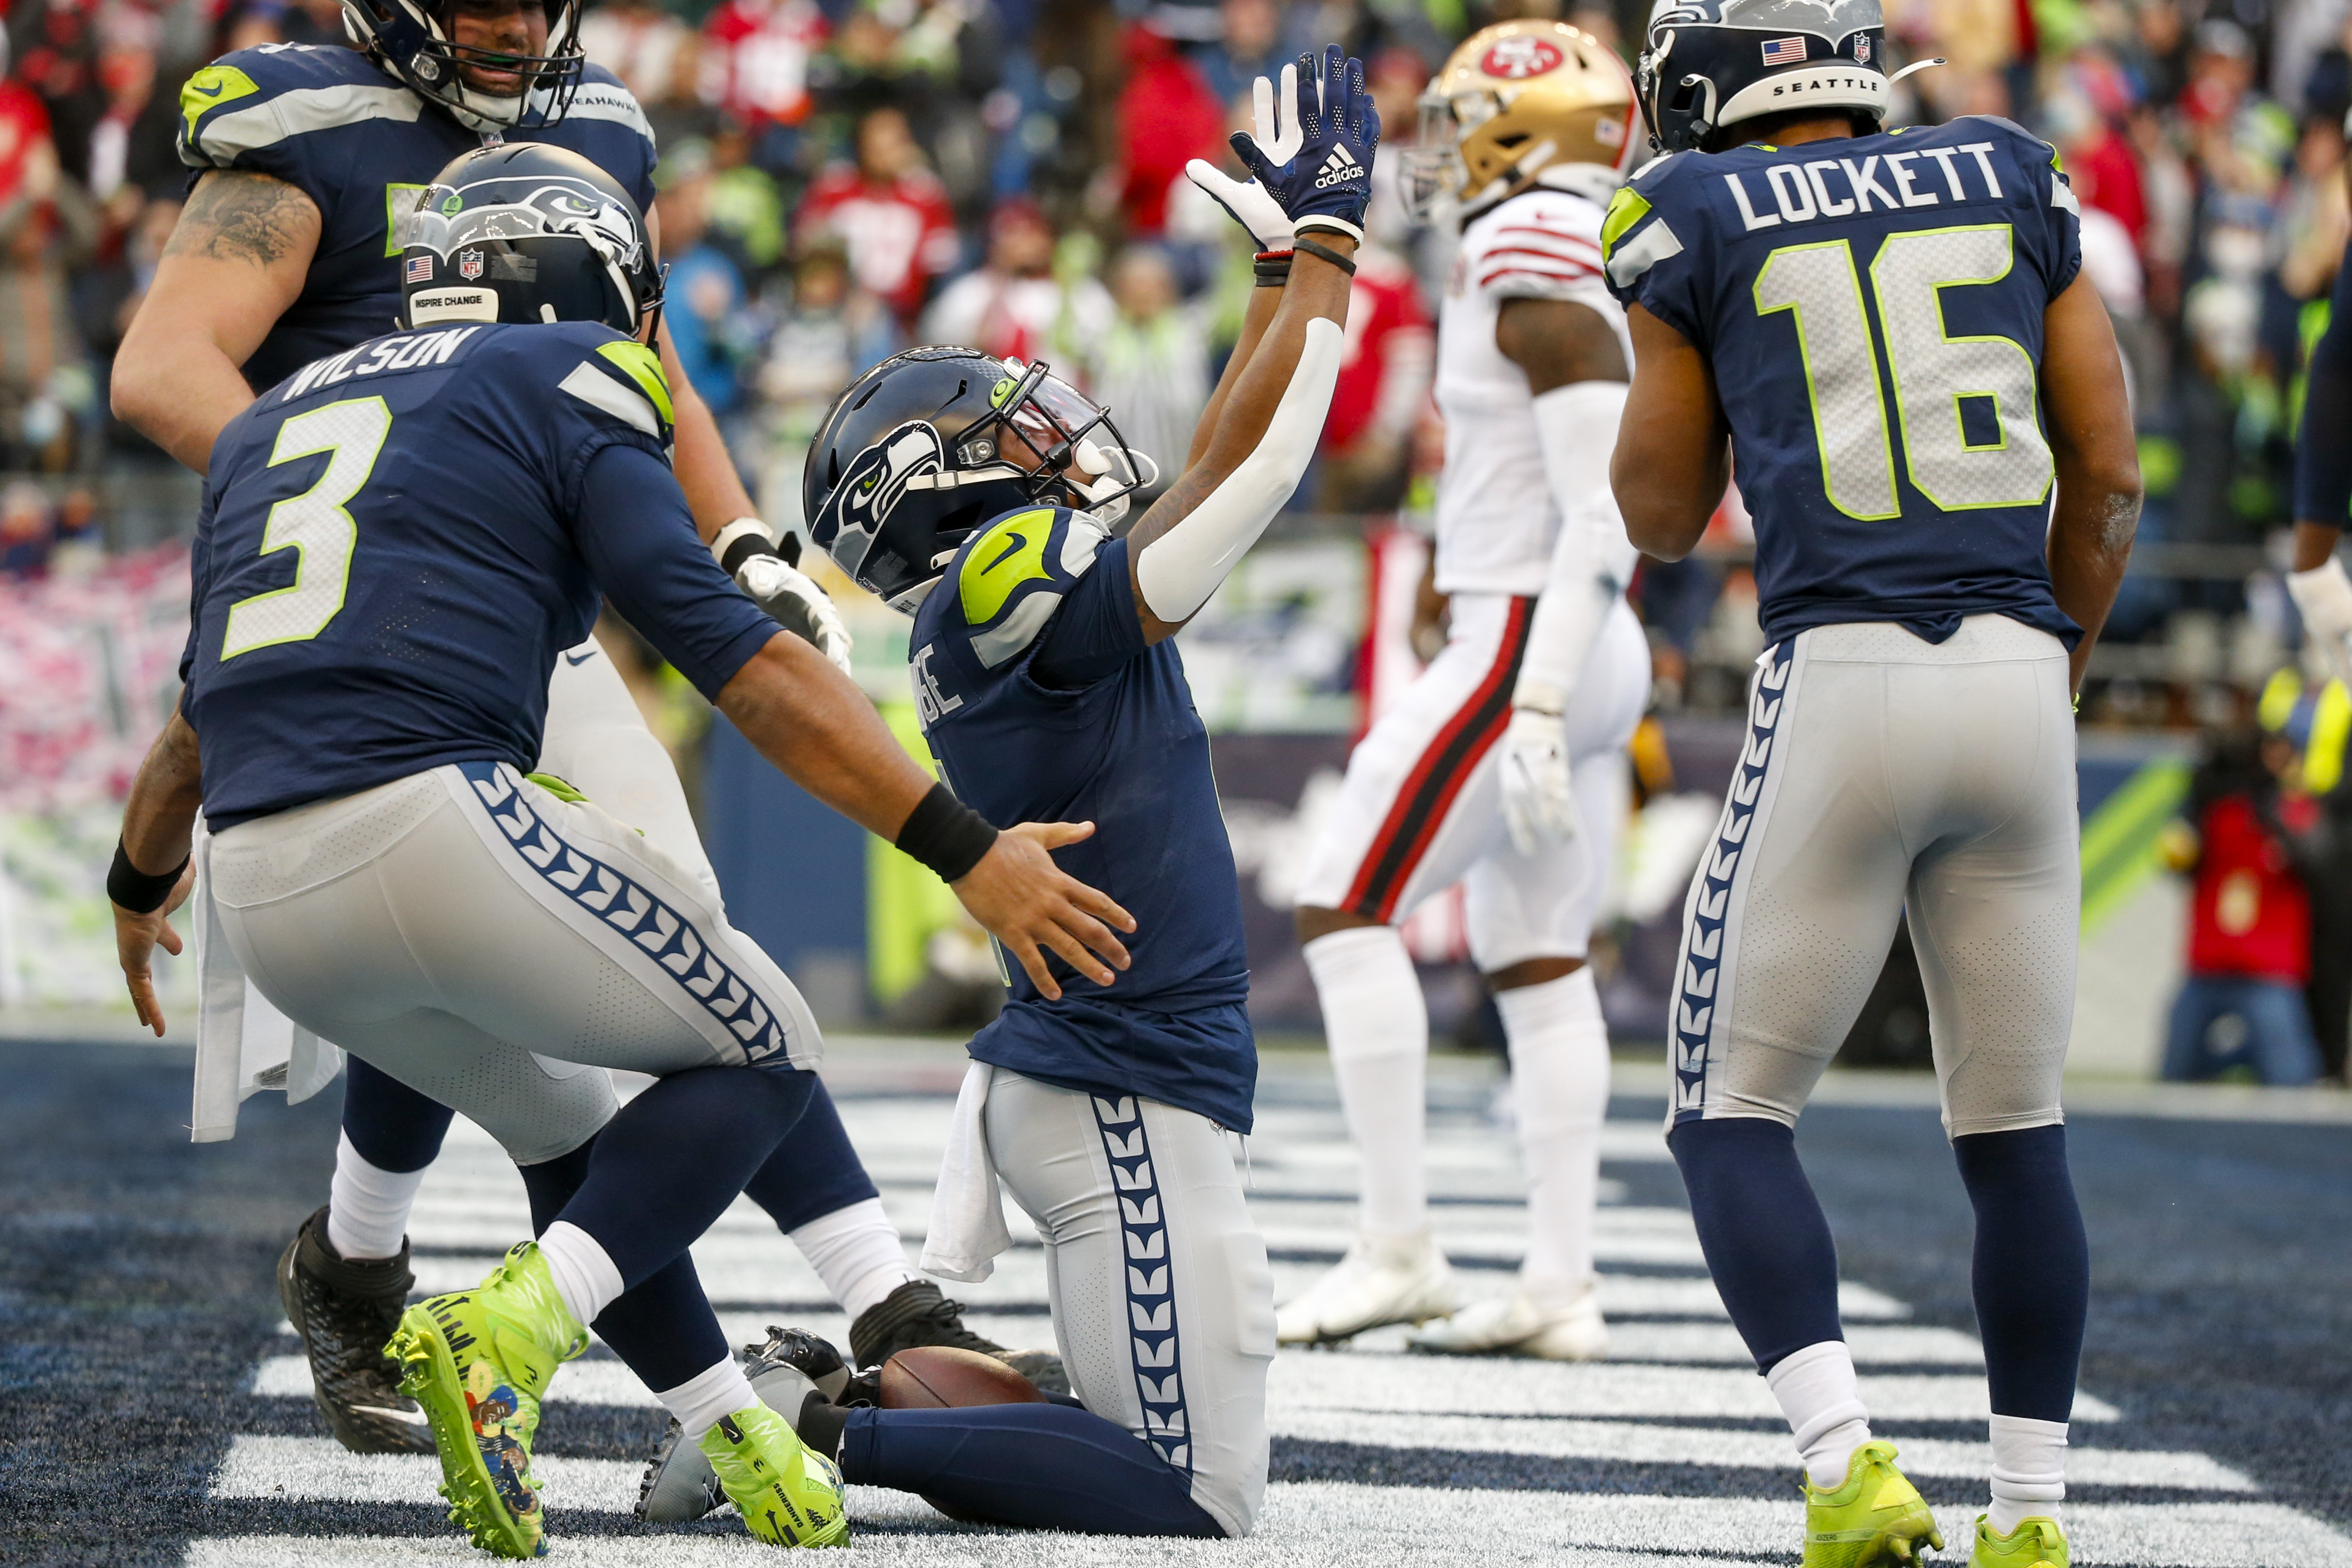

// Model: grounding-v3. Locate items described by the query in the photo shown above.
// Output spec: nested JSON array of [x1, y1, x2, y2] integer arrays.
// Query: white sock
[[791, 1196, 917, 1322], [1988, 1413, 2068, 1533], [535, 1220, 625, 1327], [1767, 1340, 1873, 1488], [1497, 967, 1610, 1310], [657, 1356, 760, 1441], [326, 1131, 427, 1262], [1303, 925, 1430, 1237]]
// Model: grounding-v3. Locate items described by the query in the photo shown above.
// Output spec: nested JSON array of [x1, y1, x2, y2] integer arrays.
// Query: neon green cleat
[[1802, 1440, 1945, 1567], [1971, 1513, 2068, 1568], [385, 1242, 589, 1559], [698, 1403, 851, 1548]]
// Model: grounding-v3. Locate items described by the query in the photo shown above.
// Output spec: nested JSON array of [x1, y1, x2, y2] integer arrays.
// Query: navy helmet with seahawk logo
[[804, 348, 1153, 611]]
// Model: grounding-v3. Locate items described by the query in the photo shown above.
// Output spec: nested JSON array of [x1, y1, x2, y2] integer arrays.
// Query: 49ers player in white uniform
[[1282, 22, 1650, 1356]]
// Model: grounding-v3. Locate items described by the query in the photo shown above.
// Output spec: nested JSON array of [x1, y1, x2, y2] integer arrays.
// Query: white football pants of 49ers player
[[1295, 591, 1649, 962]]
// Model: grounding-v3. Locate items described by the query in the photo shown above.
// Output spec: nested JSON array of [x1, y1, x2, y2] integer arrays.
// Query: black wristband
[[109, 838, 189, 915], [719, 532, 783, 578], [1253, 251, 1293, 288], [1291, 236, 1357, 277], [895, 781, 998, 883]]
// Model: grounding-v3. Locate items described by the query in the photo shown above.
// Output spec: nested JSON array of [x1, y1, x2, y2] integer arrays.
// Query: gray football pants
[[207, 762, 822, 1165], [984, 1072, 1273, 1537], [1668, 615, 2079, 1137]]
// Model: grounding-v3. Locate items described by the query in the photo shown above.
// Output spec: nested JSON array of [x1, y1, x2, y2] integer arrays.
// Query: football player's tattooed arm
[[1124, 241, 1355, 643], [113, 707, 205, 1035], [111, 171, 321, 474], [1610, 302, 1732, 562], [2041, 271, 2141, 697], [714, 634, 1135, 996], [644, 204, 761, 545]]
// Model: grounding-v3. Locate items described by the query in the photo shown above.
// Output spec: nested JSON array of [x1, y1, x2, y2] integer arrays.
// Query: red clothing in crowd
[[1322, 244, 1433, 454], [2063, 125, 2147, 248], [0, 81, 49, 207], [1115, 26, 1221, 235], [701, 0, 829, 127], [2187, 794, 2316, 983], [797, 165, 962, 325]]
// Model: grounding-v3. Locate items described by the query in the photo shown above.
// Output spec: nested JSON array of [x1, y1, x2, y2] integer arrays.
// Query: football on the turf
[[879, 1345, 1048, 1409]]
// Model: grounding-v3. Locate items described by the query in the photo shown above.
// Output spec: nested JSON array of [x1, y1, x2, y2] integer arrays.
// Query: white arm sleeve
[[1135, 315, 1344, 624], [1514, 379, 1638, 709]]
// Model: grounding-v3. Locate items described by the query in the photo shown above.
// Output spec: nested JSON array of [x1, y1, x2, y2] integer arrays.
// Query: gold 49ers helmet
[[1400, 22, 1640, 224]]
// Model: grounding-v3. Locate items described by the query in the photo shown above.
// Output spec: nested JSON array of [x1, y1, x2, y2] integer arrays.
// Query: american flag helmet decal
[[404, 254, 434, 284], [1760, 36, 1808, 64]]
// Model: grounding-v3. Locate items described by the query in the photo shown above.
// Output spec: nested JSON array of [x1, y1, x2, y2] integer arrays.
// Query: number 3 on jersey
[[1755, 223, 2052, 520], [220, 397, 392, 661]]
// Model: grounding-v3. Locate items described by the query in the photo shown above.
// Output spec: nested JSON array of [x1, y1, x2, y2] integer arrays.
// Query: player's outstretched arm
[[1494, 297, 1631, 851], [111, 171, 321, 474], [2287, 233, 2352, 688], [2041, 271, 2142, 696], [1610, 302, 1732, 561], [112, 708, 205, 1035], [714, 633, 1134, 997], [1128, 45, 1379, 644]]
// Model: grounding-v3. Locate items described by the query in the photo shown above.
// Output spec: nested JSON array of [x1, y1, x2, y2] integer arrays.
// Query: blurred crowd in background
[[5, 0, 2352, 1074], [0, 0, 2346, 716]]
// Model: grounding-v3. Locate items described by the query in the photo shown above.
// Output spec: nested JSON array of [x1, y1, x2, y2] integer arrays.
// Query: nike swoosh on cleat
[[349, 1404, 431, 1424]]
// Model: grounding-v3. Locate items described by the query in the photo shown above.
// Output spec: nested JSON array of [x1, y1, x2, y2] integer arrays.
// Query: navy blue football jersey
[[1602, 116, 2083, 647], [183, 322, 774, 829], [910, 508, 1256, 1131], [177, 44, 658, 392]]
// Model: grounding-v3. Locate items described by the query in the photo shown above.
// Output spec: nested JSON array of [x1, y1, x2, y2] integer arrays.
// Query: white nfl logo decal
[[459, 249, 485, 281], [1855, 34, 1872, 62]]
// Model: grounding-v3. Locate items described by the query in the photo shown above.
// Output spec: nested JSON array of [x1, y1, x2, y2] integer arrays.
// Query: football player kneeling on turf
[[631, 46, 1377, 1539]]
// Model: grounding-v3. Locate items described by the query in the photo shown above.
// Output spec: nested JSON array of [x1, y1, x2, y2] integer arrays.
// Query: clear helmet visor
[[993, 359, 1158, 526], [1400, 89, 1472, 225]]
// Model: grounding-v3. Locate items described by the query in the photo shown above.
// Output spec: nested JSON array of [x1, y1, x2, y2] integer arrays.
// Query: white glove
[[1498, 702, 1577, 856], [2289, 556, 2352, 690], [1182, 63, 1301, 250], [738, 551, 854, 677]]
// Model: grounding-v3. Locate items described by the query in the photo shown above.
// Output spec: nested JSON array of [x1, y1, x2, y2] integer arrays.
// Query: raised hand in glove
[[1226, 43, 1381, 244], [2289, 555, 2352, 691], [1498, 698, 1577, 856], [1183, 62, 1300, 250], [713, 519, 854, 677]]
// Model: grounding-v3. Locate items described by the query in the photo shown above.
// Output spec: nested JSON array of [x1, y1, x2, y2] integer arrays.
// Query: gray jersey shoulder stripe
[[972, 588, 1063, 668], [192, 82, 423, 162], [559, 361, 659, 436], [1605, 215, 1684, 290]]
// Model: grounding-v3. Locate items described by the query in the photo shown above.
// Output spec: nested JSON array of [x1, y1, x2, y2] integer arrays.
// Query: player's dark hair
[[1702, 107, 1879, 153]]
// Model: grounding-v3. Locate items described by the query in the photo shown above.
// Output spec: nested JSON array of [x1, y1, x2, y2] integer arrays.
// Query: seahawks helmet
[[805, 349, 1154, 611], [341, 0, 585, 131], [1638, 0, 1891, 153], [398, 144, 663, 335]]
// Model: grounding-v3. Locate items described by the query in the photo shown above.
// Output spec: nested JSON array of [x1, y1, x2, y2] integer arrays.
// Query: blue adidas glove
[[1228, 44, 1380, 245]]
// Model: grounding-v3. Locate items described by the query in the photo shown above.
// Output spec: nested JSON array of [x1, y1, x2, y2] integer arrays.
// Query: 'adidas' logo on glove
[[1314, 145, 1367, 188]]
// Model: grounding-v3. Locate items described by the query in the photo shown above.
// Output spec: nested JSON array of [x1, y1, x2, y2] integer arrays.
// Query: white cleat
[[1276, 1230, 1461, 1346], [1406, 1285, 1609, 1360]]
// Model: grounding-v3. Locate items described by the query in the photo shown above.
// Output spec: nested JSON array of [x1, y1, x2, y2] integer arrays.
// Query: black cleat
[[276, 1205, 433, 1454], [849, 1279, 1070, 1397]]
